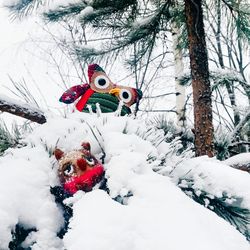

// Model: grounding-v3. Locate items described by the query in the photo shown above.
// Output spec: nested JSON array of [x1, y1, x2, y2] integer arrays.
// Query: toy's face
[[58, 150, 97, 182], [59, 64, 143, 114], [88, 64, 143, 107], [89, 71, 115, 93], [54, 142, 104, 194], [109, 85, 142, 107]]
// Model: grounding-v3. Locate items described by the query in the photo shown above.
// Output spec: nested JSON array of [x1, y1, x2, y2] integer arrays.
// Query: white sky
[[0, 6, 67, 125], [0, 7, 61, 93], [0, 8, 30, 87]]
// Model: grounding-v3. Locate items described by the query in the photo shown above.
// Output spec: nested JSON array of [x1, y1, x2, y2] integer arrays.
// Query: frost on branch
[[178, 68, 246, 87], [0, 94, 46, 124]]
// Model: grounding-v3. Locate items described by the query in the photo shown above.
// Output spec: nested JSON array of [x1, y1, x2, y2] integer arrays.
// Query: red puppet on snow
[[54, 142, 104, 194]]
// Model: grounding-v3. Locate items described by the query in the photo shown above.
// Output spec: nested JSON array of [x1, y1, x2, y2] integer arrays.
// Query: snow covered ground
[[0, 112, 249, 250]]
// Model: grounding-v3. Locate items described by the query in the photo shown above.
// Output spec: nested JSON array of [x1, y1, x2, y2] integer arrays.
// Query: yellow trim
[[109, 88, 120, 96]]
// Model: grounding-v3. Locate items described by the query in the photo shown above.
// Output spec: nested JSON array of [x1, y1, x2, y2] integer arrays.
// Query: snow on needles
[[172, 156, 250, 207], [224, 153, 250, 166], [0, 94, 43, 113], [0, 112, 249, 249], [78, 6, 94, 20]]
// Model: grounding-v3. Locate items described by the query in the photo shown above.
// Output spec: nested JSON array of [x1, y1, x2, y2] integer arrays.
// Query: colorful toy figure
[[59, 64, 143, 115], [54, 142, 104, 194]]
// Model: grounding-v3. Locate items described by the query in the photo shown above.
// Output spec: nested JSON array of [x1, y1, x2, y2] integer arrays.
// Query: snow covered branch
[[231, 109, 250, 141], [0, 95, 46, 124]]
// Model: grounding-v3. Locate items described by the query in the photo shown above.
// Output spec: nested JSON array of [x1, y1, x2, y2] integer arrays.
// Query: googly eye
[[84, 156, 95, 166], [63, 164, 74, 176], [94, 75, 111, 89], [119, 89, 132, 103]]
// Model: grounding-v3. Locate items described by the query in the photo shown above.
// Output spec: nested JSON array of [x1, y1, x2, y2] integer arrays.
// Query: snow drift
[[0, 112, 249, 250]]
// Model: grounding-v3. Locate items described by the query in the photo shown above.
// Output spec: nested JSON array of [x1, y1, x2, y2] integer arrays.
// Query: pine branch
[[0, 120, 28, 155], [179, 178, 250, 240], [44, 0, 136, 23], [0, 95, 46, 124], [220, 0, 250, 43], [44, 2, 87, 22], [0, 123, 17, 155], [6, 0, 46, 18], [231, 109, 250, 141]]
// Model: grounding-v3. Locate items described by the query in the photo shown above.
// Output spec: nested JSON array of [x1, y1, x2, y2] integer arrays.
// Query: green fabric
[[81, 93, 131, 115]]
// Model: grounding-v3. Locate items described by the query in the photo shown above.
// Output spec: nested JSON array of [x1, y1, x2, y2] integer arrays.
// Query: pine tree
[[185, 0, 214, 156]]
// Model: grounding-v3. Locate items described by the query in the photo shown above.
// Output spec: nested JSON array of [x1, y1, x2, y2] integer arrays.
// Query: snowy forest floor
[[0, 112, 249, 250]]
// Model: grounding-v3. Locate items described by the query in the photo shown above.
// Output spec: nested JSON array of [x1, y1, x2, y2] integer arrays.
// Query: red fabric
[[88, 64, 96, 82], [75, 88, 95, 111], [88, 64, 105, 82], [63, 164, 104, 194], [77, 158, 87, 171], [59, 84, 89, 104]]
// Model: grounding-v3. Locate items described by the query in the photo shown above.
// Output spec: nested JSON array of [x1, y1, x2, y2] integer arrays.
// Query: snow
[[0, 0, 19, 7], [171, 156, 250, 207], [0, 94, 43, 113], [210, 68, 245, 85], [44, 0, 84, 12], [0, 112, 249, 249], [0, 146, 63, 249], [224, 153, 250, 166], [132, 15, 155, 29], [78, 6, 94, 19]]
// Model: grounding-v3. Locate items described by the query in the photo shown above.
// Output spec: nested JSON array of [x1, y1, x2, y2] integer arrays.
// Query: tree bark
[[0, 96, 46, 124], [185, 0, 214, 157], [171, 22, 186, 128]]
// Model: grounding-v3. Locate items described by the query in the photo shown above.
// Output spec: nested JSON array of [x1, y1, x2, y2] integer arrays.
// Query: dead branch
[[0, 95, 46, 124]]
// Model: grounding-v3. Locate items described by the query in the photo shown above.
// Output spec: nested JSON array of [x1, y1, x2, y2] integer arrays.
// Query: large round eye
[[94, 75, 111, 89], [84, 156, 95, 166], [119, 89, 132, 103], [63, 164, 74, 176]]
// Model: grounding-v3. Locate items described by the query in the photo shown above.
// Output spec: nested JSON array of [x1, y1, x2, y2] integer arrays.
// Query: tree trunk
[[185, 0, 214, 157], [171, 22, 186, 128], [0, 96, 46, 124]]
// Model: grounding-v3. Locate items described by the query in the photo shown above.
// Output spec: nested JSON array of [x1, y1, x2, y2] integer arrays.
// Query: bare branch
[[0, 95, 46, 124]]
